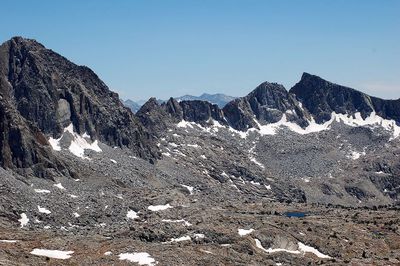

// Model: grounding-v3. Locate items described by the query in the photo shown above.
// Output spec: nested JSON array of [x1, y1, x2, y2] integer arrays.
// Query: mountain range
[[1, 37, 400, 265], [123, 93, 236, 113]]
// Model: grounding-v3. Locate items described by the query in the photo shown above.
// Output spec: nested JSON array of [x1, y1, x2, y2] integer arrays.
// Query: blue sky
[[1, 0, 399, 100]]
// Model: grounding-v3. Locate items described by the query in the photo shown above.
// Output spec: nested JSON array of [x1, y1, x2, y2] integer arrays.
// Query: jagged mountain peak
[[223, 80, 310, 130], [7, 36, 45, 49], [248, 81, 291, 108], [0, 37, 159, 178], [290, 73, 398, 123], [293, 72, 364, 96]]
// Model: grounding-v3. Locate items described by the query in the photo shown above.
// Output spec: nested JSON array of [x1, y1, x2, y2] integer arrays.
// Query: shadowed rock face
[[137, 98, 227, 135], [290, 72, 400, 123], [136, 98, 180, 135], [223, 82, 310, 130], [179, 100, 226, 126], [0, 37, 159, 176]]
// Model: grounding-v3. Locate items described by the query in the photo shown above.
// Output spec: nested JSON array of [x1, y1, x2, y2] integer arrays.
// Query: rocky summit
[[1, 37, 400, 265]]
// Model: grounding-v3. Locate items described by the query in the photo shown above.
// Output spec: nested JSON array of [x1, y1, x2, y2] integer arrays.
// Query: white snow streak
[[162, 219, 192, 226], [176, 111, 400, 140], [34, 189, 51, 194], [254, 239, 331, 259], [53, 183, 65, 190], [169, 236, 191, 242], [30, 249, 74, 260], [148, 204, 173, 212], [0, 240, 18, 243], [38, 206, 51, 214]]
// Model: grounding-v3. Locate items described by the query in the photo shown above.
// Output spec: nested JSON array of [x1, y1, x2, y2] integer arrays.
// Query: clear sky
[[1, 0, 399, 100]]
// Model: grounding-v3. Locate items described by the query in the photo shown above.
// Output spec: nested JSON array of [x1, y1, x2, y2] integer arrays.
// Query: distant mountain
[[174, 93, 237, 108], [123, 93, 236, 113], [123, 99, 142, 113], [123, 99, 163, 113]]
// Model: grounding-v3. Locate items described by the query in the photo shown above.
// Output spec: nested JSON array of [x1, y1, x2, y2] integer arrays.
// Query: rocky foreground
[[1, 200, 399, 265]]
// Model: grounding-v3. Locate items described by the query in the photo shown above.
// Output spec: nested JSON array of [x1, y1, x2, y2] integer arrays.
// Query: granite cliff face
[[0, 37, 159, 176]]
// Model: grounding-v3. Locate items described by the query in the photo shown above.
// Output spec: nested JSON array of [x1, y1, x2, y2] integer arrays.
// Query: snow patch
[[127, 210, 139, 220], [177, 111, 400, 140], [250, 181, 261, 186], [18, 213, 29, 228], [48, 136, 61, 151], [38, 206, 51, 214], [194, 233, 205, 239], [169, 236, 191, 242], [53, 183, 65, 190], [254, 239, 331, 259], [119, 252, 157, 265], [0, 240, 18, 243], [347, 151, 366, 160], [34, 189, 51, 194], [180, 184, 194, 194], [50, 124, 102, 159], [169, 142, 178, 148], [148, 204, 173, 212], [298, 242, 332, 259], [251, 115, 334, 136], [30, 249, 74, 260], [187, 144, 200, 148], [162, 219, 192, 226], [238, 228, 254, 236], [250, 157, 265, 169], [255, 239, 300, 255], [177, 120, 194, 129]]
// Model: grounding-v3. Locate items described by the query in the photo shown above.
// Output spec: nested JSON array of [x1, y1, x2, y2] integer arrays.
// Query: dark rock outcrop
[[137, 97, 227, 134], [223, 82, 310, 130], [179, 100, 226, 126], [0, 37, 159, 177], [136, 98, 180, 134], [290, 72, 400, 123]]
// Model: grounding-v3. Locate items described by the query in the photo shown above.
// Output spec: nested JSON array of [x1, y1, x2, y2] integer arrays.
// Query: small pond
[[284, 212, 307, 218]]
